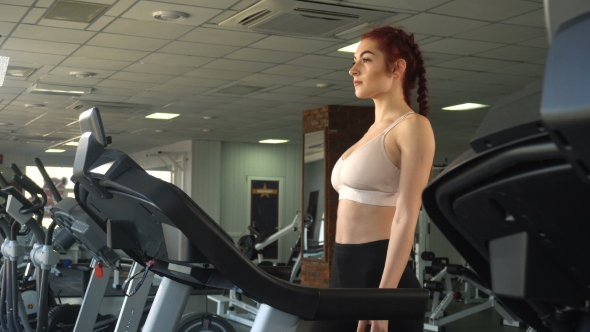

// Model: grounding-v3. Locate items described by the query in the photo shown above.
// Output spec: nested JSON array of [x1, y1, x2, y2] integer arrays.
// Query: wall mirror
[[302, 130, 325, 261]]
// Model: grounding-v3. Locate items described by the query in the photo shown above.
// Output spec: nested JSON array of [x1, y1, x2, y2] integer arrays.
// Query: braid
[[413, 43, 429, 116]]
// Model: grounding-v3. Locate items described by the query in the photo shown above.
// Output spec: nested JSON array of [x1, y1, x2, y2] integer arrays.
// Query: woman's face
[[349, 38, 395, 99]]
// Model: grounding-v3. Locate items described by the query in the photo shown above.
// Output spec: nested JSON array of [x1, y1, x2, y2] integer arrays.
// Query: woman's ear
[[392, 59, 407, 78]]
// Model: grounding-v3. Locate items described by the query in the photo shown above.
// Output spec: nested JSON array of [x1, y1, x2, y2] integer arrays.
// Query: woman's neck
[[372, 86, 412, 123]]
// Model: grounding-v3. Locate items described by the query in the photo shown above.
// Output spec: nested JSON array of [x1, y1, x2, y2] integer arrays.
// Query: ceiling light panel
[[145, 112, 179, 120], [6, 66, 37, 78], [27, 83, 92, 95], [123, 1, 222, 26], [44, 0, 110, 23], [443, 103, 489, 111]]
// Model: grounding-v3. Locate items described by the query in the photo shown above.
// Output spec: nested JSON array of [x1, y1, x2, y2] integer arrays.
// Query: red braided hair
[[361, 26, 429, 116]]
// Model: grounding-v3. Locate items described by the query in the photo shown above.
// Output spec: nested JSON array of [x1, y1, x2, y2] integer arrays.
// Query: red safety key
[[95, 264, 104, 278]]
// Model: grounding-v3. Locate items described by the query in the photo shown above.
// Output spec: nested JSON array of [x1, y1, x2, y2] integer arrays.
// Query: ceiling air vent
[[219, 0, 395, 38]]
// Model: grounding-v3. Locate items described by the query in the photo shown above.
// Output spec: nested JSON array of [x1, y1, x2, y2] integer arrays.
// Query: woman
[[314, 26, 435, 332]]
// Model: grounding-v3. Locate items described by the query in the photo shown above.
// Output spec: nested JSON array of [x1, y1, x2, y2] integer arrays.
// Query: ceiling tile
[[124, 63, 193, 76], [249, 36, 337, 53], [0, 50, 65, 65], [269, 86, 325, 96], [348, 0, 451, 11], [224, 48, 304, 63], [105, 0, 136, 16], [293, 79, 348, 89], [423, 67, 476, 80], [141, 0, 239, 10], [251, 93, 307, 102], [109, 72, 174, 83], [179, 27, 267, 46], [22, 8, 45, 24], [202, 59, 275, 72], [184, 68, 251, 80], [240, 73, 306, 85], [103, 18, 193, 39], [318, 89, 355, 99], [3, 38, 79, 55], [518, 36, 549, 48], [501, 9, 545, 28], [77, 94, 129, 102], [141, 53, 214, 67], [36, 18, 89, 30], [475, 45, 547, 62], [87, 15, 116, 32], [454, 72, 532, 85], [0, 4, 28, 22], [49, 66, 115, 78], [430, 80, 491, 91], [395, 13, 489, 37], [166, 76, 230, 88], [60, 57, 131, 70], [262, 65, 333, 78], [454, 23, 547, 43], [422, 52, 461, 66], [470, 84, 522, 94], [286, 55, 352, 70], [435, 56, 518, 71], [122, 1, 222, 26], [91, 86, 139, 97], [158, 41, 238, 57], [0, 0, 34, 5], [11, 24, 95, 44], [420, 38, 505, 56], [87, 33, 169, 51], [428, 0, 541, 22], [73, 46, 149, 62], [0, 21, 15, 36], [316, 70, 351, 82], [490, 63, 545, 77], [149, 84, 210, 95]]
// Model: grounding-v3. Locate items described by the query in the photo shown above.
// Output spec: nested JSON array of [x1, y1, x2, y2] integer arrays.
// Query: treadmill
[[69, 107, 428, 332], [422, 3, 590, 332]]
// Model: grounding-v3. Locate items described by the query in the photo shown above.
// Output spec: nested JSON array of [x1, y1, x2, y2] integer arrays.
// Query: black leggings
[[308, 240, 424, 332]]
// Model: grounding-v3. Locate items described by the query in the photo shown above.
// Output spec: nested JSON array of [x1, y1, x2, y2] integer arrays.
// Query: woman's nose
[[349, 63, 358, 76]]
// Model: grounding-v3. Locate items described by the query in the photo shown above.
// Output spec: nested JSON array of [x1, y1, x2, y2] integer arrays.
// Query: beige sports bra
[[331, 112, 415, 207]]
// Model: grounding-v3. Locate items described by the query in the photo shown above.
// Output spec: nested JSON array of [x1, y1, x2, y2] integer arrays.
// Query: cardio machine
[[69, 107, 429, 332], [422, 3, 590, 331]]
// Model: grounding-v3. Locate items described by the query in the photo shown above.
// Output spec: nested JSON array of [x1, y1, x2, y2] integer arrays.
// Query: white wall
[[129, 140, 192, 194], [220, 142, 302, 263]]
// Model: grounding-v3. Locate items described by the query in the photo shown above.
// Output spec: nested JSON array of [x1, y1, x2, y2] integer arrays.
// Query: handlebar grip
[[35, 158, 62, 202], [0, 173, 9, 187], [10, 163, 23, 176]]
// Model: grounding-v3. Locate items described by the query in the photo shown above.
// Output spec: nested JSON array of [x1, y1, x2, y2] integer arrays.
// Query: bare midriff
[[335, 199, 396, 244]]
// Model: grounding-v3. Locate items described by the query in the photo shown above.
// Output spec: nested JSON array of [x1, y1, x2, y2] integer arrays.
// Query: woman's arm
[[380, 115, 435, 288]]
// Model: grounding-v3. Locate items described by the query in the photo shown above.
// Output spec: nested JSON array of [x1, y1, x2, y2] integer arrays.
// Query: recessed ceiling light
[[46, 149, 66, 153], [0, 123, 13, 126], [338, 41, 360, 53], [145, 112, 180, 120], [203, 116, 215, 120], [153, 11, 189, 21], [70, 71, 96, 78], [64, 141, 78, 146], [25, 104, 46, 108], [0, 56, 9, 87], [202, 129, 211, 132], [316, 83, 331, 88], [442, 103, 489, 111], [155, 129, 166, 133], [260, 139, 289, 144]]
